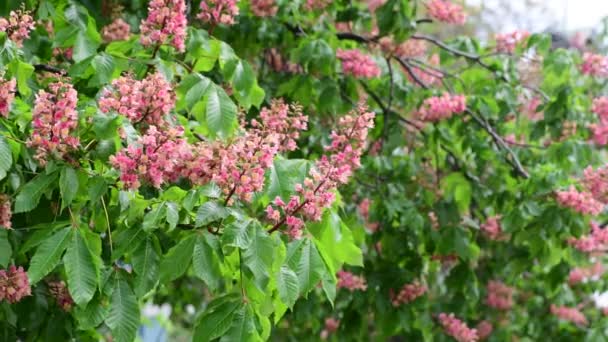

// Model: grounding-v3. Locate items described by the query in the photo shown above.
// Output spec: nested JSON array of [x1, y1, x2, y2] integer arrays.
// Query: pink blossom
[[480, 215, 503, 240], [250, 0, 277, 17], [320, 318, 340, 340], [102, 18, 131, 42], [395, 39, 427, 58], [475, 321, 493, 340], [580, 53, 608, 77], [582, 165, 608, 203], [0, 194, 11, 229], [0, 77, 16, 118], [304, 0, 331, 11], [485, 281, 514, 310], [568, 222, 608, 253], [336, 49, 381, 79], [0, 7, 35, 47], [337, 270, 367, 292], [99, 72, 175, 128], [140, 0, 187, 52], [590, 97, 608, 145], [495, 31, 530, 54], [550, 304, 588, 326], [367, 0, 386, 13], [556, 186, 604, 216], [27, 81, 80, 166], [405, 54, 442, 87], [390, 281, 427, 306], [425, 0, 467, 25], [198, 0, 239, 26], [569, 262, 604, 285], [415, 93, 466, 122], [110, 126, 191, 190], [358, 198, 371, 221], [438, 313, 478, 342], [519, 95, 543, 121], [48, 280, 74, 311], [0, 266, 31, 303]]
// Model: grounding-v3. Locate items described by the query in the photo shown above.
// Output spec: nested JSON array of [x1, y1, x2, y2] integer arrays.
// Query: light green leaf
[[0, 135, 13, 181], [132, 237, 160, 297], [242, 225, 275, 291], [106, 277, 140, 342], [14, 172, 58, 213], [159, 234, 196, 282], [286, 238, 325, 297], [9, 60, 34, 96], [193, 235, 222, 291], [64, 229, 98, 305], [276, 266, 299, 309], [165, 202, 179, 230], [27, 227, 71, 284], [266, 159, 309, 201], [205, 85, 238, 138], [60, 167, 79, 208]]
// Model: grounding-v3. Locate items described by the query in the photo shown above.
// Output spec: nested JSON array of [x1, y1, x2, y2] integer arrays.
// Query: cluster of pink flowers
[[581, 165, 608, 202], [27, 81, 80, 166], [568, 262, 604, 285], [304, 0, 331, 10], [0, 7, 35, 47], [336, 270, 367, 292], [520, 96, 543, 121], [425, 0, 467, 25], [358, 198, 379, 232], [198, 0, 239, 26], [415, 93, 466, 122], [0, 77, 16, 118], [485, 281, 514, 310], [580, 53, 608, 77], [475, 321, 493, 340], [396, 39, 427, 58], [390, 281, 427, 306], [495, 31, 530, 54], [102, 18, 131, 42], [0, 194, 11, 229], [437, 313, 478, 342], [550, 304, 588, 326], [480, 215, 503, 240], [568, 221, 608, 253], [110, 126, 191, 189], [48, 280, 74, 311], [405, 54, 442, 87], [253, 100, 308, 151], [265, 48, 303, 74], [590, 97, 608, 145], [250, 0, 277, 17], [320, 318, 340, 340], [556, 186, 604, 216], [99, 72, 175, 127], [0, 266, 30, 303], [336, 49, 381, 79], [140, 0, 187, 52]]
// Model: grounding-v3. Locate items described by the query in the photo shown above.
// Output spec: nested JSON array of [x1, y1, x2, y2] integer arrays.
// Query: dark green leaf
[[195, 201, 229, 227], [192, 293, 242, 342], [60, 167, 79, 208], [132, 237, 160, 297], [159, 234, 196, 282], [27, 227, 71, 284], [193, 235, 222, 291], [14, 172, 58, 213], [64, 229, 98, 305], [105, 277, 140, 342]]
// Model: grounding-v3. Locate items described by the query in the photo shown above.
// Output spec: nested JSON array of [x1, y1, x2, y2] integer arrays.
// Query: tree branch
[[34, 64, 66, 75]]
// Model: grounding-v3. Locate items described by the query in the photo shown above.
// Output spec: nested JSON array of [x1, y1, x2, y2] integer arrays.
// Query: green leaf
[[309, 210, 363, 273], [0, 135, 13, 181], [165, 202, 179, 230], [132, 237, 160, 297], [159, 234, 196, 282], [276, 266, 299, 309], [59, 167, 79, 208], [196, 201, 229, 227], [9, 60, 34, 96], [222, 218, 252, 249], [0, 230, 11, 268], [112, 226, 145, 261], [72, 17, 101, 62], [177, 73, 212, 112], [242, 225, 275, 291], [286, 238, 325, 297], [63, 229, 98, 305], [441, 172, 472, 214], [106, 277, 140, 342], [27, 227, 71, 284], [205, 85, 238, 138], [192, 293, 242, 342], [14, 172, 58, 213], [142, 203, 166, 232], [90, 53, 116, 85], [192, 235, 222, 291], [266, 159, 309, 201], [221, 304, 260, 342], [75, 294, 108, 330]]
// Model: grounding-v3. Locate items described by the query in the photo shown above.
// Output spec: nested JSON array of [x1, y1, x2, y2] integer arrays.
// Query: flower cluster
[[475, 321, 493, 340], [425, 0, 467, 25], [415, 93, 466, 122], [99, 72, 175, 127], [568, 222, 608, 253], [0, 194, 11, 229], [0, 266, 31, 304], [140, 0, 187, 52], [390, 281, 427, 306], [485, 281, 514, 310], [0, 7, 35, 47], [395, 39, 427, 58], [250, 0, 277, 17], [520, 95, 543, 121], [27, 81, 80, 166], [591, 97, 608, 145], [336, 270, 367, 292], [264, 49, 302, 74], [110, 126, 191, 189], [198, 0, 239, 26], [252, 100, 307, 152], [480, 215, 503, 240], [48, 281, 74, 311], [437, 313, 478, 342], [568, 262, 604, 285], [304, 0, 331, 11], [0, 77, 16, 118], [102, 18, 131, 42], [495, 31, 529, 54], [320, 318, 340, 340], [550, 305, 588, 326], [556, 186, 603, 216], [581, 165, 608, 202], [336, 49, 381, 79], [580, 53, 608, 77]]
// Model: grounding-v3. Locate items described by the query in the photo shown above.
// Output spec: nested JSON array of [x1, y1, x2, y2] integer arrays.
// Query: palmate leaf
[[27, 227, 71, 284], [285, 238, 326, 297], [105, 276, 140, 342], [63, 229, 98, 306]]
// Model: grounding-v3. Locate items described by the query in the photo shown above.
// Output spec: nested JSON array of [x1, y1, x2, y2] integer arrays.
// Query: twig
[[34, 64, 66, 75], [101, 196, 113, 254], [394, 57, 429, 89]]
